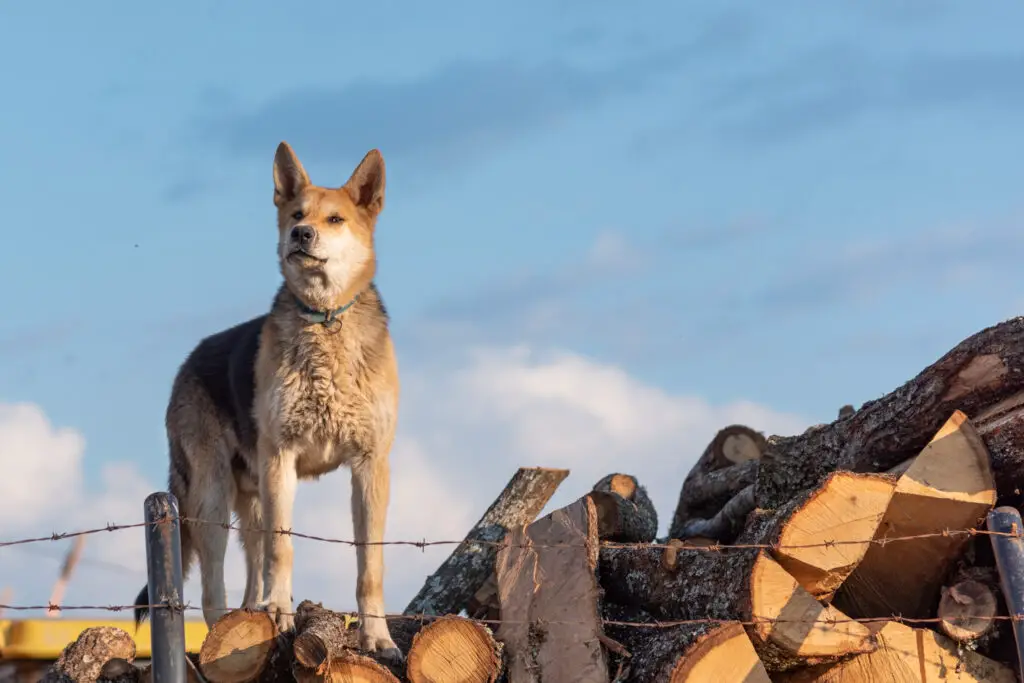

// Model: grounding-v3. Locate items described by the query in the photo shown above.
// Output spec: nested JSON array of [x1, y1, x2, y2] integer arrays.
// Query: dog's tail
[[132, 520, 194, 629], [132, 455, 195, 630], [133, 585, 150, 628]]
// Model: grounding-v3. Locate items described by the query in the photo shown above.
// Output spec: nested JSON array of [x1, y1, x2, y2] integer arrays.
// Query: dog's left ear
[[344, 149, 386, 217]]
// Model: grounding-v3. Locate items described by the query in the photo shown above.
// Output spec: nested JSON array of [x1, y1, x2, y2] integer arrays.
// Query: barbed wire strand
[[2, 602, 1023, 630], [2, 516, 1021, 553]]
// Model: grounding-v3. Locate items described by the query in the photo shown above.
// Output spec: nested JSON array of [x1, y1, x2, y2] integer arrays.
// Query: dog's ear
[[344, 149, 386, 217], [273, 142, 310, 207]]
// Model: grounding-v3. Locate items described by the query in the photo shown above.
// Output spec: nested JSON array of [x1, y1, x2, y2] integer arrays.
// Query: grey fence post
[[987, 506, 1024, 682], [143, 492, 187, 683]]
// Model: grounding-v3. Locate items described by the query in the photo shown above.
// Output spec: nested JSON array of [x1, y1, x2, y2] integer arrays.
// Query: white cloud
[[0, 345, 810, 622], [0, 403, 84, 530]]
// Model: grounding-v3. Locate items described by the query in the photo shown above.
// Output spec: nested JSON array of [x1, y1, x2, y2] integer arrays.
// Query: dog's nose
[[290, 225, 316, 247]]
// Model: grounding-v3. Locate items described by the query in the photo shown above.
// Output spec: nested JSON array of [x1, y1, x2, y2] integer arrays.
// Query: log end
[[669, 623, 770, 683], [939, 579, 998, 643], [292, 655, 401, 683], [712, 425, 767, 468], [774, 472, 895, 598], [198, 609, 277, 683], [750, 552, 874, 661], [406, 616, 502, 683]]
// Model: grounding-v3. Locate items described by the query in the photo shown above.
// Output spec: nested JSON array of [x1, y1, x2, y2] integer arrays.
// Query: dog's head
[[272, 142, 385, 311]]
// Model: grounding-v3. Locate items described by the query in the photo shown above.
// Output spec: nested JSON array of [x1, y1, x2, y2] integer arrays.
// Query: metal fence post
[[987, 506, 1024, 682], [144, 492, 187, 683]]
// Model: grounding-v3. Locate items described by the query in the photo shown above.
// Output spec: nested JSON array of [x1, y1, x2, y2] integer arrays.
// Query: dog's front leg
[[351, 453, 400, 662], [257, 437, 298, 632]]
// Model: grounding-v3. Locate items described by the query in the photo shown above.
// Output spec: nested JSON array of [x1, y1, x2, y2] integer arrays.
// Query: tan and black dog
[[134, 142, 400, 661]]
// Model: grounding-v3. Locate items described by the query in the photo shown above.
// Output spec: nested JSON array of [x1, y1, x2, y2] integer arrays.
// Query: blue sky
[[1, 1, 1023, 614]]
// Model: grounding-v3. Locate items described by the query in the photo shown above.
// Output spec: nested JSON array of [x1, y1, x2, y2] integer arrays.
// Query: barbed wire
[[2, 516, 1021, 553], [0, 521, 152, 549], [2, 601, 1023, 630]]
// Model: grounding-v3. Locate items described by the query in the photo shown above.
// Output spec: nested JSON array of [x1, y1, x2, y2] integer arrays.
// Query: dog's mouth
[[287, 250, 328, 264]]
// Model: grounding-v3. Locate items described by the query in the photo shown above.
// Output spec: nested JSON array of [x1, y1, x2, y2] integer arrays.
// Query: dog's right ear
[[273, 142, 310, 207]]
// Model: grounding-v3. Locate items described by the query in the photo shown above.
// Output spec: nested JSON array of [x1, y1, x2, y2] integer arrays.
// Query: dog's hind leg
[[350, 452, 400, 662], [191, 451, 234, 628], [234, 490, 265, 608]]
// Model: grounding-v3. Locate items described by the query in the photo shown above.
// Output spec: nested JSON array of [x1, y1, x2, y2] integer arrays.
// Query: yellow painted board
[[0, 619, 209, 659]]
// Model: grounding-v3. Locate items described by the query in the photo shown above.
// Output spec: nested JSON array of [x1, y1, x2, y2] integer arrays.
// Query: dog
[[133, 142, 401, 661]]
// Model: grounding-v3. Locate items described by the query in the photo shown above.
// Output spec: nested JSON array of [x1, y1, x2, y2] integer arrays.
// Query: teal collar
[[294, 294, 359, 325]]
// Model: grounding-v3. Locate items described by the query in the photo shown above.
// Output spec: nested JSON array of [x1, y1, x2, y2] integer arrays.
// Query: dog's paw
[[256, 599, 295, 633], [360, 630, 403, 664]]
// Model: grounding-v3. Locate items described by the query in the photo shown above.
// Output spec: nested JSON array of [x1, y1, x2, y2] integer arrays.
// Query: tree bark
[[97, 659, 140, 683], [672, 485, 755, 542], [670, 427, 766, 539], [975, 389, 1024, 503], [495, 494, 609, 683], [293, 600, 361, 671], [406, 615, 503, 683], [404, 467, 569, 617], [756, 316, 1024, 509], [42, 626, 137, 683]]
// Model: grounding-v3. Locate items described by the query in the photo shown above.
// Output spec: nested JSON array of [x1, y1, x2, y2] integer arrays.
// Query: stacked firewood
[[41, 316, 1024, 682]]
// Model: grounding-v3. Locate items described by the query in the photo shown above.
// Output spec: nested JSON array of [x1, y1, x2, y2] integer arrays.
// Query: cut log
[[292, 656, 400, 683], [975, 389, 1024, 501], [41, 626, 137, 683], [938, 578, 998, 643], [467, 472, 655, 622], [611, 622, 771, 683], [405, 615, 502, 683], [590, 473, 658, 543], [834, 410, 997, 620], [669, 427, 766, 539], [713, 425, 767, 468], [293, 600, 360, 671], [763, 472, 895, 600], [466, 574, 500, 623], [404, 466, 569, 617], [198, 609, 278, 683], [756, 318, 1024, 508], [673, 484, 755, 542], [260, 631, 300, 683], [495, 494, 609, 682], [677, 460, 759, 519], [97, 659, 140, 683], [777, 620, 1016, 682], [599, 545, 874, 672]]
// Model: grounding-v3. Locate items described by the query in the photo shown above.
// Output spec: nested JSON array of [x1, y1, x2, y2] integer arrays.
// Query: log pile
[[37, 316, 1024, 681]]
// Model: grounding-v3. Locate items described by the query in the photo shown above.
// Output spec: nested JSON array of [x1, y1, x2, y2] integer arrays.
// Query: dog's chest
[[270, 333, 378, 468]]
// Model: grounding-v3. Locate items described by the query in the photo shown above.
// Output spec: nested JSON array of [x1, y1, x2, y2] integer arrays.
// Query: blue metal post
[[143, 492, 187, 683], [987, 506, 1024, 682]]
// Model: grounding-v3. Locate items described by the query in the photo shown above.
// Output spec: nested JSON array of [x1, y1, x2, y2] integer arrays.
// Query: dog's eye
[[327, 215, 344, 224], [291, 210, 304, 221]]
